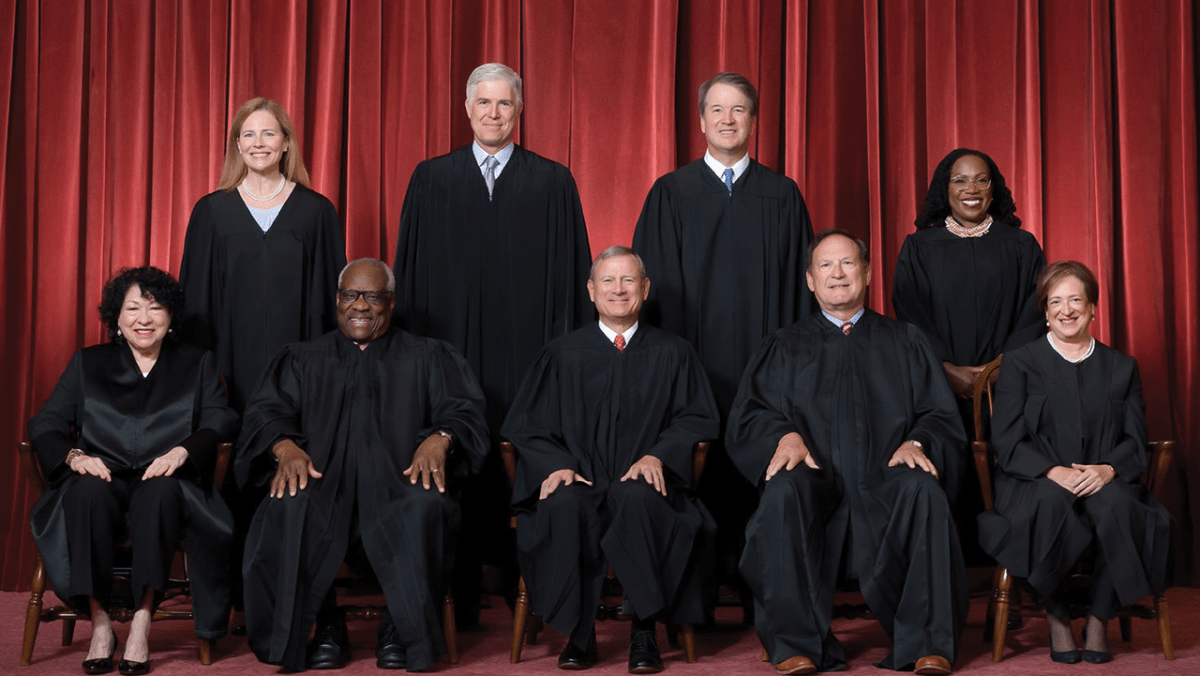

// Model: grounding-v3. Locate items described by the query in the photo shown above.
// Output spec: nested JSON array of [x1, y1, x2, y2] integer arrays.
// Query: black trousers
[[62, 471, 185, 608]]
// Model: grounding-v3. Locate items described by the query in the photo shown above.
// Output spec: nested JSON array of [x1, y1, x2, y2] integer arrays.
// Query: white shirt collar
[[704, 150, 751, 186], [472, 141, 515, 178], [598, 320, 638, 346]]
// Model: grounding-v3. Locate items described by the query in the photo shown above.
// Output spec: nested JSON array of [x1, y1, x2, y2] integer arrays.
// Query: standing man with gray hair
[[393, 62, 593, 625], [632, 72, 816, 618]]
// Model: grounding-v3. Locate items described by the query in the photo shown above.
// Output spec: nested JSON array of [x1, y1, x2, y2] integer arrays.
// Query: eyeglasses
[[949, 175, 992, 189], [337, 289, 393, 306]]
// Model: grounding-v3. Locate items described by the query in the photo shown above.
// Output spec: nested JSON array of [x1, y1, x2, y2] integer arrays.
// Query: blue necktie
[[723, 168, 734, 193], [484, 156, 498, 200]]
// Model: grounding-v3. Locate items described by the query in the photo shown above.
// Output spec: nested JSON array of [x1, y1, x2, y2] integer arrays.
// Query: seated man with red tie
[[728, 230, 968, 675], [502, 246, 720, 673]]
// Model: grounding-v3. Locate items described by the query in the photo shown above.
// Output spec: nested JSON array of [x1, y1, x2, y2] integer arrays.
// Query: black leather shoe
[[375, 611, 406, 669], [307, 615, 351, 669], [82, 628, 118, 674], [1080, 624, 1112, 663], [557, 633, 599, 670], [117, 658, 150, 676], [1049, 631, 1081, 664], [628, 629, 663, 674]]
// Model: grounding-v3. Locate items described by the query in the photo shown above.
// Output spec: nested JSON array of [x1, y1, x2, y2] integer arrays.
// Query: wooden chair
[[970, 359, 1175, 661], [18, 440, 233, 666], [500, 440, 708, 664]]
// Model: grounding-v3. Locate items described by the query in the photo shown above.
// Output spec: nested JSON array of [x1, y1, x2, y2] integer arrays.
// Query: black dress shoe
[[307, 615, 351, 669], [628, 629, 663, 674], [375, 611, 406, 669], [117, 658, 150, 676], [82, 628, 118, 675], [1080, 624, 1112, 663], [1049, 631, 1081, 664], [557, 634, 599, 670]]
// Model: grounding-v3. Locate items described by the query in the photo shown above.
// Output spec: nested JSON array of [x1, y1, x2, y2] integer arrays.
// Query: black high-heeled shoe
[[117, 657, 151, 675], [82, 628, 118, 675], [1049, 630, 1081, 664], [1081, 624, 1112, 663]]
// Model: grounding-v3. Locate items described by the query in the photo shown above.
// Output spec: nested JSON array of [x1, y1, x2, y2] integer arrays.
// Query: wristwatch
[[906, 440, 923, 450]]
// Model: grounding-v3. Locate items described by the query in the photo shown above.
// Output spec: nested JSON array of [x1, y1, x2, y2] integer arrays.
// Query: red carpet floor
[[6, 589, 1197, 674]]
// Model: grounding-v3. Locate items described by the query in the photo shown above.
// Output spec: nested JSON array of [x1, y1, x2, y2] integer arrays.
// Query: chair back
[[972, 355, 1004, 443]]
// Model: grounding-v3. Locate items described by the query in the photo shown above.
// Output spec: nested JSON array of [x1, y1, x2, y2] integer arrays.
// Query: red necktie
[[841, 321, 852, 336], [614, 335, 626, 351]]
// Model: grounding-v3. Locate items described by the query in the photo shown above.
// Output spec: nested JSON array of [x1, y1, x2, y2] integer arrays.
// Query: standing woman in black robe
[[28, 267, 238, 675], [892, 148, 1046, 556], [179, 98, 345, 630], [179, 97, 346, 413], [978, 261, 1170, 664]]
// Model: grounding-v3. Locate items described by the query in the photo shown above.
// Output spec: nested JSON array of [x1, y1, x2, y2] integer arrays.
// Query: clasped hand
[[1046, 463, 1114, 497]]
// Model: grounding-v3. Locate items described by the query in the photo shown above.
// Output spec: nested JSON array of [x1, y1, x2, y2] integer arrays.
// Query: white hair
[[466, 62, 523, 109]]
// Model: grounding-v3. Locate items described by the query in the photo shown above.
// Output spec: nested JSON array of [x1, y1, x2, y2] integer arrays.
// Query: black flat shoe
[[117, 657, 150, 676], [628, 629, 663, 674], [82, 629, 118, 675], [375, 611, 406, 669], [557, 633, 599, 670]]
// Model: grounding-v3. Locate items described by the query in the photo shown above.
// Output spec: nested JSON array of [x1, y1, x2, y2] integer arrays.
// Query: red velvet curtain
[[2, 0, 1197, 589]]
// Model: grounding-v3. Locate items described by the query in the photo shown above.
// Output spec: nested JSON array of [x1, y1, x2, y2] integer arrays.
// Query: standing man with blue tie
[[393, 62, 593, 627], [632, 72, 815, 619]]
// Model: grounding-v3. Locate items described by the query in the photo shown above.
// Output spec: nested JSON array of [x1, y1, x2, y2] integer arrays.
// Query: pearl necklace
[[1047, 332, 1095, 363], [944, 214, 993, 238], [241, 176, 286, 202]]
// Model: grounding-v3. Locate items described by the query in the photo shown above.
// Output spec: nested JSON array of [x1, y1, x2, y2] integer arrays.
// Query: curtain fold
[[2, 0, 1197, 589]]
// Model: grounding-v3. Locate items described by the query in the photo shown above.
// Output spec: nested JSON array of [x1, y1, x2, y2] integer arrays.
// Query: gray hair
[[698, 72, 759, 118], [805, 229, 870, 272], [590, 245, 647, 280], [466, 63, 523, 109], [338, 258, 396, 292]]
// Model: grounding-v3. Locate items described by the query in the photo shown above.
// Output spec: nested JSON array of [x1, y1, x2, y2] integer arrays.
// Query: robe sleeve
[[1000, 233, 1048, 353], [632, 179, 685, 333], [892, 234, 953, 362], [644, 344, 720, 488], [901, 324, 968, 473], [501, 348, 580, 505], [420, 341, 490, 477], [177, 350, 241, 486], [306, 196, 347, 340], [725, 334, 802, 486], [27, 351, 85, 486], [234, 347, 307, 490], [551, 169, 593, 335], [393, 162, 433, 337], [990, 351, 1057, 480], [1105, 359, 1148, 481], [178, 195, 220, 351]]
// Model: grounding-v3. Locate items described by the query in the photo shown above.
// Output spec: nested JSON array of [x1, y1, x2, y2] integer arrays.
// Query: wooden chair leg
[[991, 567, 1013, 662], [1155, 594, 1174, 660], [681, 622, 696, 663], [197, 638, 212, 665], [443, 592, 459, 664], [62, 617, 76, 646], [527, 614, 543, 644], [1118, 615, 1132, 642], [511, 575, 531, 663], [21, 557, 46, 665]]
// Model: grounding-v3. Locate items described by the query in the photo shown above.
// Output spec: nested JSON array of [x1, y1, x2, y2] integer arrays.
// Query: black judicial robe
[[978, 338, 1170, 606], [235, 328, 488, 672], [501, 325, 719, 645], [632, 158, 815, 413], [393, 143, 592, 432], [891, 221, 1045, 368], [28, 341, 238, 638], [179, 186, 346, 411], [728, 311, 968, 670]]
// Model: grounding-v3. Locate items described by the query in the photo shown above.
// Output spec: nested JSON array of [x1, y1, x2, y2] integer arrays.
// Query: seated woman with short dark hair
[[978, 260, 1171, 665], [28, 266, 238, 675]]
